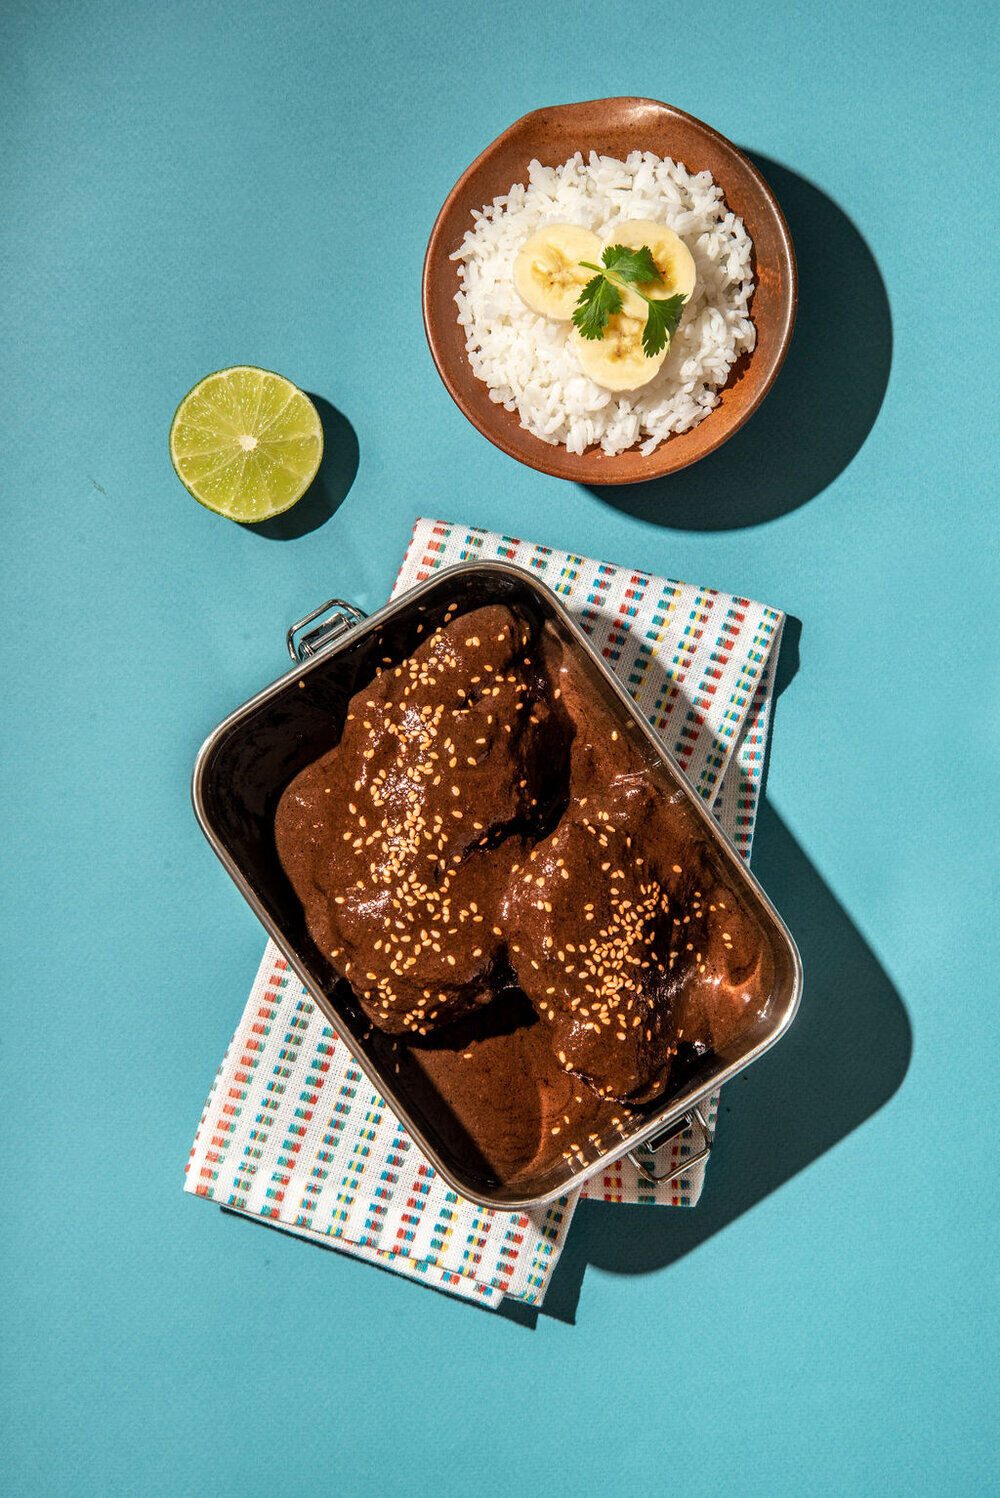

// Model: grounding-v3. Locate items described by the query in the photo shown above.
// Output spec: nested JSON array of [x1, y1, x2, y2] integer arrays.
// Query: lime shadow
[[241, 394, 359, 540]]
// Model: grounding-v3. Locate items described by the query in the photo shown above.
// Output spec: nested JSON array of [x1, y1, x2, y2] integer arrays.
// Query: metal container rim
[[191, 559, 802, 1210]]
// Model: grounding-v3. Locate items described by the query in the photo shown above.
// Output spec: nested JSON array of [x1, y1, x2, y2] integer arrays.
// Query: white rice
[[451, 151, 756, 457]]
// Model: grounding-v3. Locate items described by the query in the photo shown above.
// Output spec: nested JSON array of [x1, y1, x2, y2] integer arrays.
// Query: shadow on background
[[536, 797, 912, 1319], [242, 395, 358, 539], [586, 155, 893, 530], [499, 620, 911, 1327]]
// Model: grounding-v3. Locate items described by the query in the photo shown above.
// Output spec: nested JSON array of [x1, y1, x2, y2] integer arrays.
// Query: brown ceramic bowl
[[422, 97, 797, 485]]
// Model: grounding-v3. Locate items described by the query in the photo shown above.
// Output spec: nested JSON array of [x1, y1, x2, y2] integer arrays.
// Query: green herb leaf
[[574, 242, 684, 355], [572, 273, 623, 340], [640, 292, 686, 356], [601, 243, 663, 287]]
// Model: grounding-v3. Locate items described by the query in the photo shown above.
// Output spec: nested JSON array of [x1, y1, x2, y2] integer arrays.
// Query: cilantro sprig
[[640, 293, 687, 356], [572, 243, 686, 356], [573, 273, 622, 340]]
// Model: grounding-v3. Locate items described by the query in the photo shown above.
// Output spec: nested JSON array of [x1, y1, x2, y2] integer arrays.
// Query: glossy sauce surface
[[275, 602, 774, 1184]]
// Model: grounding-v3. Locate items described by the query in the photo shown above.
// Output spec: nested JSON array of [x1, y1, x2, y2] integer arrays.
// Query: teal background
[[2, 1, 997, 1494]]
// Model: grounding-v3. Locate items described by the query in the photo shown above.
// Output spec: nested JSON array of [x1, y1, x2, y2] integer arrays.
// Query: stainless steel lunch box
[[193, 561, 802, 1210]]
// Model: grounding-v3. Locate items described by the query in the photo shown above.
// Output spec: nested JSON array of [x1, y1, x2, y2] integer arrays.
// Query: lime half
[[169, 366, 323, 522]]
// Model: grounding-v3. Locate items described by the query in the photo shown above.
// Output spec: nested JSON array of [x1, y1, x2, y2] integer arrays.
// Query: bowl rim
[[422, 95, 798, 484]]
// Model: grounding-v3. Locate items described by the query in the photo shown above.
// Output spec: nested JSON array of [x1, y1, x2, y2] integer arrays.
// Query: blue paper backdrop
[[2, 1, 996, 1494]]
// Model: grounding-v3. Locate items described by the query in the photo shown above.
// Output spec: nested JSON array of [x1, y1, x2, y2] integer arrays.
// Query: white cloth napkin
[[185, 518, 785, 1307]]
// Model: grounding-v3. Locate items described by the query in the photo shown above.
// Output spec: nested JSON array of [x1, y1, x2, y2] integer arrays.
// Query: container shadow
[[584, 155, 893, 530], [515, 613, 909, 1325], [536, 797, 912, 1319], [241, 395, 359, 540]]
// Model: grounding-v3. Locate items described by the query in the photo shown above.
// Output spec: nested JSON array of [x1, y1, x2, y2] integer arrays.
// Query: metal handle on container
[[286, 597, 368, 662], [626, 1104, 713, 1185]]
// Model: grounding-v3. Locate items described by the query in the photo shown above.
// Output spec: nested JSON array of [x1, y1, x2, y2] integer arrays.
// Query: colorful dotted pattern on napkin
[[184, 518, 784, 1307]]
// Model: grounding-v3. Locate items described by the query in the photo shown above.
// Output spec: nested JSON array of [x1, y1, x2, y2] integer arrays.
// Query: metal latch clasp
[[286, 597, 368, 662], [626, 1103, 713, 1185]]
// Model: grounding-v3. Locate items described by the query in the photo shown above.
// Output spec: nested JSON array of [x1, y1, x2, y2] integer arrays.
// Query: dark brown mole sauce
[[404, 988, 627, 1186], [280, 613, 773, 1189]]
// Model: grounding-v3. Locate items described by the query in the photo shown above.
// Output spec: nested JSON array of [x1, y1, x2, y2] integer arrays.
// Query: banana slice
[[513, 224, 603, 319], [604, 219, 696, 320], [571, 314, 666, 392]]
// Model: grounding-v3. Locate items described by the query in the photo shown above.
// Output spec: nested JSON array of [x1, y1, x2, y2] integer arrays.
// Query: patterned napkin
[[185, 518, 785, 1308]]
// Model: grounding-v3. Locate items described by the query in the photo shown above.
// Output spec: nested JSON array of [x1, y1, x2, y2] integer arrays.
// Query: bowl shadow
[[585, 155, 893, 529], [241, 395, 359, 540]]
